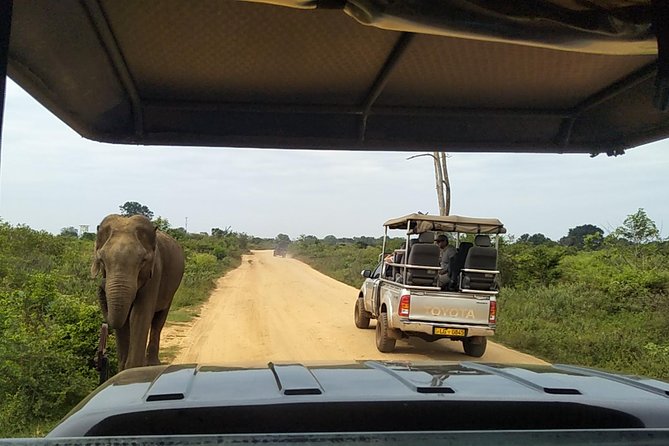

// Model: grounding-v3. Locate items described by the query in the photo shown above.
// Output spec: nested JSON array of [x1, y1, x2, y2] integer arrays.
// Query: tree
[[276, 233, 291, 243], [516, 233, 552, 245], [323, 235, 338, 245], [59, 226, 79, 237], [297, 235, 319, 245], [527, 233, 553, 245], [119, 201, 154, 219], [613, 208, 660, 244], [407, 152, 451, 215], [583, 232, 604, 250], [166, 227, 188, 239], [559, 224, 604, 248], [153, 216, 171, 232], [609, 209, 662, 267], [211, 227, 231, 237]]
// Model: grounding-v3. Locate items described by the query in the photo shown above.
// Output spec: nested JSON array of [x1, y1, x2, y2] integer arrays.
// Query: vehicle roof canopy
[[384, 214, 506, 234], [6, 0, 669, 154]]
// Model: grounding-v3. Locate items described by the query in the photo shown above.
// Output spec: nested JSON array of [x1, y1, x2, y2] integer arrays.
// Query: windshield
[[2, 2, 669, 440]]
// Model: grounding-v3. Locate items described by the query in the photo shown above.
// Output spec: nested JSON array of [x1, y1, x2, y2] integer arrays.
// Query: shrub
[[0, 221, 248, 437], [0, 275, 99, 436]]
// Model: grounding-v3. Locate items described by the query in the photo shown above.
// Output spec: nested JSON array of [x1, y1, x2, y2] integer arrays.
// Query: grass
[[167, 308, 198, 323], [495, 284, 669, 380], [159, 345, 182, 364]]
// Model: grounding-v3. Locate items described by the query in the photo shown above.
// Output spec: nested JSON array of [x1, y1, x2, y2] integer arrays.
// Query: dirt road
[[164, 250, 546, 365]]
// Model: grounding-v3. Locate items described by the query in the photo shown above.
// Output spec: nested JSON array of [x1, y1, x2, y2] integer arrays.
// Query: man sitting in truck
[[436, 234, 456, 287]]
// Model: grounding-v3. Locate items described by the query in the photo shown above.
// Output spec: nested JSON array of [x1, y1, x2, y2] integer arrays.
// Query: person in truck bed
[[436, 234, 456, 287]]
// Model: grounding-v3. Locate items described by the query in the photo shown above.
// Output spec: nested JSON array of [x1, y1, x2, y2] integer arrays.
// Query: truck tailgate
[[408, 291, 491, 325]]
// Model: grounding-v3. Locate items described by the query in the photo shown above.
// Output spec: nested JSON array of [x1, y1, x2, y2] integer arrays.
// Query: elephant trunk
[[104, 277, 137, 329]]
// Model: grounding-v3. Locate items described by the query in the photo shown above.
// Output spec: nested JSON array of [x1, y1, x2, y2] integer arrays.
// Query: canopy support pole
[[359, 33, 414, 141], [0, 1, 13, 182]]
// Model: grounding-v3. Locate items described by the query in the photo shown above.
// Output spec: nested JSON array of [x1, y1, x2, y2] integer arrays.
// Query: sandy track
[[163, 250, 546, 365]]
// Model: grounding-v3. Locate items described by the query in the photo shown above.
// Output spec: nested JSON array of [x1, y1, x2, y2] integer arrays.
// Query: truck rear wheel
[[354, 298, 370, 329], [462, 336, 487, 357], [375, 312, 396, 353]]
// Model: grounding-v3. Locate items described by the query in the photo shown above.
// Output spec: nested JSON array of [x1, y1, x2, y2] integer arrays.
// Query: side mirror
[[361, 269, 372, 278]]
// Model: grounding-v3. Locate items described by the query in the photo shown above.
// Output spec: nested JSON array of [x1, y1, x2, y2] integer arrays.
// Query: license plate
[[434, 327, 466, 337]]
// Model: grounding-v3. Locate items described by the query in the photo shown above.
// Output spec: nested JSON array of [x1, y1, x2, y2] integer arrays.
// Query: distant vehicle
[[355, 214, 505, 357], [274, 242, 288, 258]]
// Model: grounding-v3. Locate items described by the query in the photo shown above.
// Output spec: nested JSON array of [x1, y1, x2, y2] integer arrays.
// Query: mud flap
[[389, 329, 404, 340]]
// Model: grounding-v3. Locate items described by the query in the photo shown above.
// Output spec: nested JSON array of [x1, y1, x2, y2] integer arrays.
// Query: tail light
[[399, 293, 411, 317], [489, 300, 497, 324]]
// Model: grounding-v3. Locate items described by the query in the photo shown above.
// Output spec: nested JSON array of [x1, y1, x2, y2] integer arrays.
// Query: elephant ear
[[90, 258, 103, 278], [136, 222, 157, 250], [136, 221, 158, 278], [91, 216, 117, 278], [91, 254, 106, 279]]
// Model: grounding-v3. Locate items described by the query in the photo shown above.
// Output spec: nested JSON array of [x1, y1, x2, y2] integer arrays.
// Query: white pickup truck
[[354, 214, 505, 357]]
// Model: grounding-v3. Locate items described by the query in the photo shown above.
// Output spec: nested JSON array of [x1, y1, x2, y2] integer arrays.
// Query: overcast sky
[[0, 79, 667, 241]]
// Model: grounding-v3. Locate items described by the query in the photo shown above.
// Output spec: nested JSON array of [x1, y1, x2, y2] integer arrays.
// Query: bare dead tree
[[439, 152, 451, 215], [407, 152, 451, 216], [432, 152, 446, 216]]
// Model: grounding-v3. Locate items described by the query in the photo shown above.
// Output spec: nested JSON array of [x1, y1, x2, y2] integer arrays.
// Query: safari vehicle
[[274, 241, 288, 257], [4, 0, 669, 444], [356, 214, 504, 357]]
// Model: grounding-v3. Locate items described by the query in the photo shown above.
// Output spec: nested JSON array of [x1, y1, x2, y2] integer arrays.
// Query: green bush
[[557, 249, 669, 313], [0, 221, 248, 437], [495, 284, 669, 379], [292, 231, 669, 382], [498, 243, 571, 287], [0, 274, 99, 436]]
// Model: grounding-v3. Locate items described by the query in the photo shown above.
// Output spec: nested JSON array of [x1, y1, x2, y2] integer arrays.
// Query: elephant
[[91, 214, 185, 371]]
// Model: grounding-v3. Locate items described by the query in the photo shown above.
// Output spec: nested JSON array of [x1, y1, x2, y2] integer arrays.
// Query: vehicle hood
[[48, 360, 669, 437]]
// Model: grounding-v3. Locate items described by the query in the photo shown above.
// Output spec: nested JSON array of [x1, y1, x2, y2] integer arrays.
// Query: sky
[[0, 79, 668, 241]]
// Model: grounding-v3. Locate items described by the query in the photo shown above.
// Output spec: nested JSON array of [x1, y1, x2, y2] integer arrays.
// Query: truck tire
[[375, 312, 396, 353], [354, 298, 370, 329], [462, 336, 487, 357]]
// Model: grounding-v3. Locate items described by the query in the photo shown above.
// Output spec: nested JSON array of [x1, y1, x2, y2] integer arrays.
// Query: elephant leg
[[115, 323, 130, 371], [126, 297, 154, 369], [146, 309, 169, 366]]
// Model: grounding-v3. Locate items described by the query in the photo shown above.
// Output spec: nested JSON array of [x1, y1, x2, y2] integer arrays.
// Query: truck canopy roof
[[384, 214, 506, 234], [6, 0, 669, 154]]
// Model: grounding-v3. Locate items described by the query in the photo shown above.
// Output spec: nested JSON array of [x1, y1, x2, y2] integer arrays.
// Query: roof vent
[[416, 386, 455, 394], [544, 388, 581, 395], [269, 363, 323, 396], [146, 393, 185, 402]]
